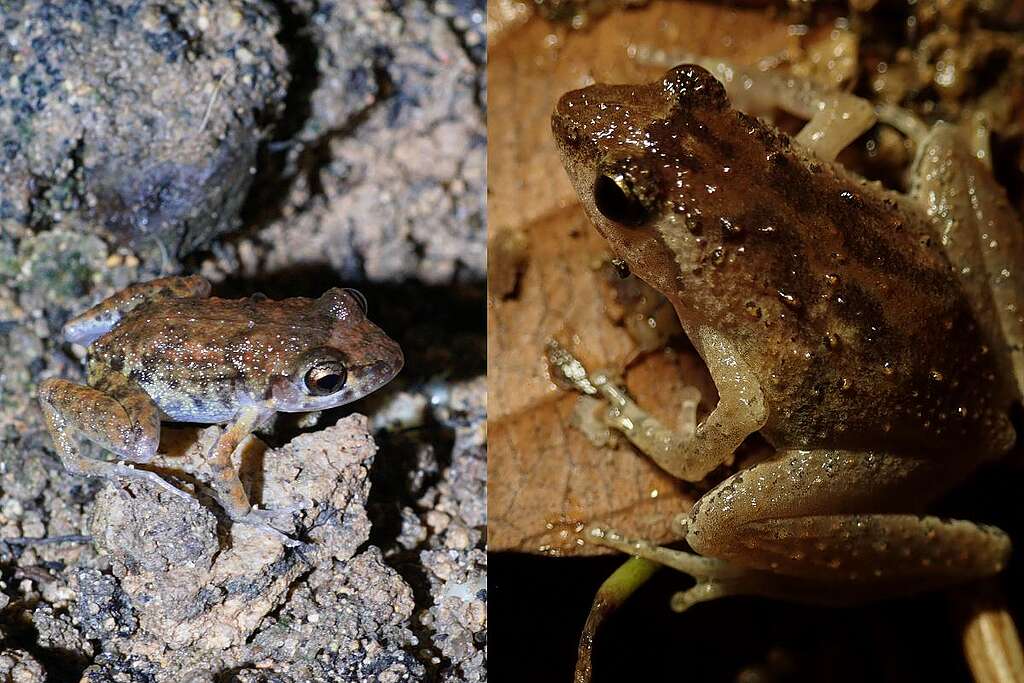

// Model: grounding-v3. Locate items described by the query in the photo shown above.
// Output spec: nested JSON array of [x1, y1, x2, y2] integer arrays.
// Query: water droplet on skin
[[929, 369, 944, 382], [823, 273, 839, 286], [777, 290, 802, 308], [720, 216, 743, 235], [711, 247, 726, 265], [823, 332, 841, 349]]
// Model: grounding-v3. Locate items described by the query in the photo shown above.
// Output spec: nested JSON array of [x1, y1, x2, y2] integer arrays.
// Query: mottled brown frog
[[38, 275, 402, 542], [550, 60, 1023, 610]]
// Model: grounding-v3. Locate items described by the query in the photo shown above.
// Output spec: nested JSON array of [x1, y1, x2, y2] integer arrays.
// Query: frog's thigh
[[38, 375, 160, 468], [911, 124, 1024, 395], [206, 404, 273, 519], [688, 448, 1010, 587], [64, 275, 212, 346], [595, 326, 767, 482]]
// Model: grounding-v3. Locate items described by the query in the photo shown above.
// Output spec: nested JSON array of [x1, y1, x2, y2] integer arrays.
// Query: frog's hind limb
[[549, 326, 767, 482], [908, 121, 1024, 401], [585, 448, 1011, 609], [62, 275, 212, 346], [37, 374, 192, 501], [633, 48, 875, 162]]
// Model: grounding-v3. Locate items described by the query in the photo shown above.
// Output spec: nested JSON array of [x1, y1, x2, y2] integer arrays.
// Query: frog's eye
[[594, 158, 660, 227], [594, 173, 649, 226], [304, 361, 348, 396]]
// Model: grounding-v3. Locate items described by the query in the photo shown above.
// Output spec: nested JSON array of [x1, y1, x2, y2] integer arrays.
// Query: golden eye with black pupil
[[593, 157, 660, 227], [304, 362, 347, 396]]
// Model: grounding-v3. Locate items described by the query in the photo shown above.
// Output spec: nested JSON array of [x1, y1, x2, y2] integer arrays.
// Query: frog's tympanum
[[38, 275, 402, 542], [551, 59, 1023, 611]]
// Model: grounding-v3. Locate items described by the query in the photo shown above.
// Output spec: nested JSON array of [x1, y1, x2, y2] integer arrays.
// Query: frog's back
[[656, 93, 1017, 460], [87, 296, 333, 423]]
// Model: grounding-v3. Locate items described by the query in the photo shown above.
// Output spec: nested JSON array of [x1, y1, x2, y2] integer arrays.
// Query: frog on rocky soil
[[38, 275, 403, 544]]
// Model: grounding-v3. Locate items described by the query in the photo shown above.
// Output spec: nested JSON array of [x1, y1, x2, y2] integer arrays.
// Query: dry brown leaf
[[487, 3, 794, 554]]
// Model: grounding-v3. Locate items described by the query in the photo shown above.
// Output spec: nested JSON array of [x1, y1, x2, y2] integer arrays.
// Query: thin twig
[[196, 70, 228, 136], [3, 534, 92, 546]]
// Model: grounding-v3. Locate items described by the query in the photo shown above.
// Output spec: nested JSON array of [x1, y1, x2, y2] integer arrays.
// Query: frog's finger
[[235, 509, 305, 548]]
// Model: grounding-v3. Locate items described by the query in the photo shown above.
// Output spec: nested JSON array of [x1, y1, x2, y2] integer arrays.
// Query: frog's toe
[[113, 463, 193, 502], [236, 508, 305, 548]]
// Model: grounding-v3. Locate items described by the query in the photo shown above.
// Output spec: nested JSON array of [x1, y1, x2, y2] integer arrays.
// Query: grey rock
[[75, 416, 422, 682], [31, 603, 93, 661], [90, 481, 219, 575], [0, 0, 288, 256]]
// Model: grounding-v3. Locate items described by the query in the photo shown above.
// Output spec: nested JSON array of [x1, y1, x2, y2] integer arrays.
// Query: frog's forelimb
[[549, 326, 766, 481], [204, 403, 307, 546]]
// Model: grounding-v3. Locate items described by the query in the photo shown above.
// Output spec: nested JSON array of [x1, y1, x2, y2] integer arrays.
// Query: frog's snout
[[378, 342, 404, 382], [369, 358, 402, 387], [550, 101, 581, 151]]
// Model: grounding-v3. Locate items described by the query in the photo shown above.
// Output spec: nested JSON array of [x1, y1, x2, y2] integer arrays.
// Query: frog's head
[[552, 64, 758, 302], [270, 288, 403, 412]]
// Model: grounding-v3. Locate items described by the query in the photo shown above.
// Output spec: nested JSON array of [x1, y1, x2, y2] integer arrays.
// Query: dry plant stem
[[575, 557, 660, 683], [957, 583, 1024, 683], [2, 534, 93, 546]]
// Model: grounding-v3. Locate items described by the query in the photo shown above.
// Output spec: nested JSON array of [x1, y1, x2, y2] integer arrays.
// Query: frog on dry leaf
[[38, 275, 403, 545], [550, 54, 1023, 673]]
